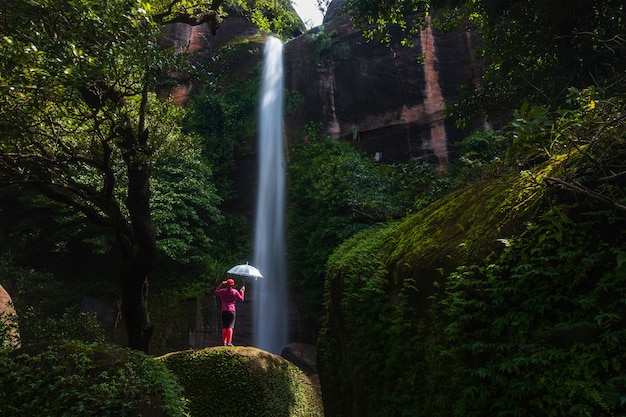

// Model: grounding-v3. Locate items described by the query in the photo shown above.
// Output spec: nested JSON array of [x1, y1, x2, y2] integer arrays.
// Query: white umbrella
[[227, 262, 263, 280]]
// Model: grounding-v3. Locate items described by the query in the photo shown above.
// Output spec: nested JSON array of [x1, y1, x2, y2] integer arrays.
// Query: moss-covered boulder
[[158, 346, 323, 417], [318, 154, 626, 416], [0, 342, 187, 417]]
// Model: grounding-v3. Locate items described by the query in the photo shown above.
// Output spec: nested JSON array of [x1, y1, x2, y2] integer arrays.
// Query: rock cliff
[[162, 0, 485, 169], [283, 0, 485, 168], [160, 10, 261, 104]]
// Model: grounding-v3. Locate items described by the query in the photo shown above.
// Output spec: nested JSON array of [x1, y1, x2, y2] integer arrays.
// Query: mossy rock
[[0, 342, 187, 417], [318, 148, 626, 416], [318, 158, 571, 416], [158, 346, 323, 417]]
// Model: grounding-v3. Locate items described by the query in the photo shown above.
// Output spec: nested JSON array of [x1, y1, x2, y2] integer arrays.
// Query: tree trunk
[[120, 262, 153, 352], [119, 161, 157, 353]]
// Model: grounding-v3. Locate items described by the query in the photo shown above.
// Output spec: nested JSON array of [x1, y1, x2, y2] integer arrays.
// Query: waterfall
[[253, 36, 288, 354]]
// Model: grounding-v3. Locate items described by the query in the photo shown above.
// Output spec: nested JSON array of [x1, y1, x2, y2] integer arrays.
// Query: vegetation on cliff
[[287, 124, 454, 335]]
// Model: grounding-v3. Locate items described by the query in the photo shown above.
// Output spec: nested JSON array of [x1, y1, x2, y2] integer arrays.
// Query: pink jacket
[[215, 284, 244, 312]]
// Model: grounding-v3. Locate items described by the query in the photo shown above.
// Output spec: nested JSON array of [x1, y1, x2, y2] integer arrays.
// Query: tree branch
[[545, 176, 626, 213], [152, 0, 225, 34]]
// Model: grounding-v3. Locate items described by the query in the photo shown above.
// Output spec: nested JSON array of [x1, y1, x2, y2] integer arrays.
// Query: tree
[[0, 0, 219, 352]]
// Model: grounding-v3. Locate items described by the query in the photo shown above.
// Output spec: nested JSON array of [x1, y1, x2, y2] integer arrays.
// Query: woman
[[214, 278, 245, 346]]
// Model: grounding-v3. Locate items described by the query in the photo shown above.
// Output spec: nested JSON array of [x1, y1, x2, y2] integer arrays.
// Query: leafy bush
[[288, 126, 458, 333], [450, 128, 510, 183], [17, 306, 105, 346], [228, 0, 305, 39], [433, 201, 626, 417], [387, 160, 454, 212], [0, 309, 19, 351], [0, 259, 107, 347], [0, 342, 188, 417]]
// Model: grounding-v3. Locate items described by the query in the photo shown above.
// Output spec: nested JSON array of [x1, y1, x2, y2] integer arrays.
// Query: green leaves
[[0, 343, 188, 417], [343, 0, 432, 45], [436, 202, 626, 417]]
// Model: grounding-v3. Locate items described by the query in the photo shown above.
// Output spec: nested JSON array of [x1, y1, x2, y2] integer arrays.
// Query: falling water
[[253, 36, 288, 354]]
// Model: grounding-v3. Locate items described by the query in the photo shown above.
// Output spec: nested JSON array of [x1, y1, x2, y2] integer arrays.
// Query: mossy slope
[[318, 154, 626, 417]]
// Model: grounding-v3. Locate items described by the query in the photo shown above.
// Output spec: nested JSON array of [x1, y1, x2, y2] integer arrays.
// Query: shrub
[[0, 342, 188, 417]]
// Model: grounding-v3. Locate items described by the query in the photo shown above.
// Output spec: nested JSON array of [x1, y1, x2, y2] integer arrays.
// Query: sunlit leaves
[[344, 0, 433, 45], [0, 0, 221, 261]]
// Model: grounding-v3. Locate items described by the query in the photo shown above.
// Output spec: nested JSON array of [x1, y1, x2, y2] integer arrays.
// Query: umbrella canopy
[[227, 262, 263, 279]]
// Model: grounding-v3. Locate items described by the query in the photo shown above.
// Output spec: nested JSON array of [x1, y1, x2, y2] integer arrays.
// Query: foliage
[[386, 160, 454, 212], [0, 342, 189, 417], [317, 224, 397, 417], [342, 0, 432, 46], [0, 258, 109, 349], [0, 0, 238, 350], [158, 347, 323, 417], [288, 125, 458, 331], [183, 40, 261, 196], [433, 201, 626, 417], [227, 0, 305, 39], [180, 39, 264, 266], [151, 154, 223, 265], [17, 307, 105, 347], [504, 87, 626, 214], [0, 0, 200, 350], [287, 133, 373, 324], [450, 128, 510, 183], [304, 28, 343, 66], [453, 0, 626, 116], [287, 126, 397, 326]]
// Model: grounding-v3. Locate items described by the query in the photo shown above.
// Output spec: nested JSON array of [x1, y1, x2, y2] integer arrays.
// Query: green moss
[[158, 346, 323, 417], [384, 170, 545, 282]]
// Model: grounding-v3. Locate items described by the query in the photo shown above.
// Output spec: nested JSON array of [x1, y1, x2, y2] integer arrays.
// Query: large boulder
[[318, 152, 626, 416], [158, 346, 323, 417], [281, 342, 317, 375]]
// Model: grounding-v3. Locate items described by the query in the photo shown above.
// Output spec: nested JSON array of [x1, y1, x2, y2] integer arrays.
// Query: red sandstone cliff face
[[160, 12, 261, 105], [161, 1, 484, 170], [283, 0, 484, 168], [158, 0, 487, 277]]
